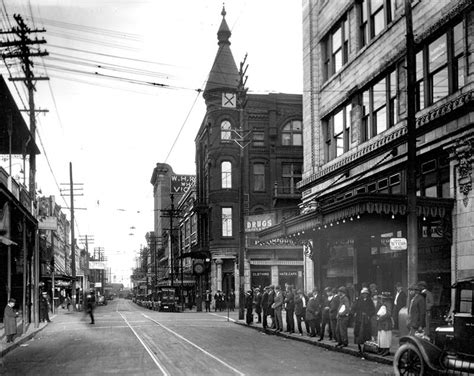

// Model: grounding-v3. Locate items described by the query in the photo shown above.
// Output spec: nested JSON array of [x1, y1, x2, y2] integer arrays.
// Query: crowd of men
[[242, 281, 434, 357]]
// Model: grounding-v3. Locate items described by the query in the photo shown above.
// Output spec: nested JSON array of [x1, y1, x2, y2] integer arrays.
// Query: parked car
[[393, 277, 474, 375]]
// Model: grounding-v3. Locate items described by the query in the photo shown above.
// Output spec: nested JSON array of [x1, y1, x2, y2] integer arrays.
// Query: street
[[0, 299, 393, 375]]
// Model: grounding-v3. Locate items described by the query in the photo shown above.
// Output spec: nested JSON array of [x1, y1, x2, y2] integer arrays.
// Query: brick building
[[260, 0, 473, 325], [191, 8, 304, 305]]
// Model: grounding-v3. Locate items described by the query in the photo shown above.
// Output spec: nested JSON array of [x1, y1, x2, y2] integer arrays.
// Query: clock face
[[194, 263, 204, 274]]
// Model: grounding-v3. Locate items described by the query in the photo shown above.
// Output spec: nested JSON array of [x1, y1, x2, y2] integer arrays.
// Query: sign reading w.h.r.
[[171, 175, 196, 194]]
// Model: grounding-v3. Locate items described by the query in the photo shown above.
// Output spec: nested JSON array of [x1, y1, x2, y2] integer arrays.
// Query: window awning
[[258, 194, 454, 241]]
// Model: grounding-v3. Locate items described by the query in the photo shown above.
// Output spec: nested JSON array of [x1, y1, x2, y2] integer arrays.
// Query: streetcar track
[[116, 299, 246, 376]]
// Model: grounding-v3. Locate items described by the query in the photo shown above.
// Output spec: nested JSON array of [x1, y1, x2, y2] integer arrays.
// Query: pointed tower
[[203, 6, 240, 108]]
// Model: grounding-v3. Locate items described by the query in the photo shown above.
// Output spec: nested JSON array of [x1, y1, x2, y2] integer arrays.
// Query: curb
[[0, 320, 51, 358], [233, 320, 393, 366]]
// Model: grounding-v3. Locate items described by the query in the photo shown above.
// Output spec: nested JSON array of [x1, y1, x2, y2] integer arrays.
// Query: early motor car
[[393, 277, 474, 375]]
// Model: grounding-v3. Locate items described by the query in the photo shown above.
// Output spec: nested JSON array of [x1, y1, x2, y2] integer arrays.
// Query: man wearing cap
[[40, 291, 51, 323], [267, 285, 276, 329], [418, 281, 433, 337], [204, 290, 212, 312], [254, 288, 262, 323], [407, 284, 426, 336], [294, 289, 307, 336], [284, 285, 295, 333], [336, 286, 350, 348]]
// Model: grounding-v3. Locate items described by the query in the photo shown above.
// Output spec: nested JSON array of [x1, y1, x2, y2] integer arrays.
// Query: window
[[417, 156, 450, 198], [221, 207, 232, 237], [326, 104, 352, 160], [282, 120, 302, 146], [360, 0, 393, 47], [253, 163, 265, 192], [221, 120, 232, 140], [416, 21, 466, 109], [281, 163, 302, 194], [253, 131, 265, 147], [221, 161, 232, 189], [323, 17, 349, 80], [361, 69, 398, 141]]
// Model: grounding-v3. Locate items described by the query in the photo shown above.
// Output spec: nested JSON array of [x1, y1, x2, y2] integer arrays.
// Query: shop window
[[361, 69, 398, 141], [253, 131, 265, 147], [323, 16, 349, 81], [416, 20, 466, 110], [418, 156, 450, 198], [459, 289, 472, 314], [221, 161, 232, 189], [221, 207, 233, 237], [282, 120, 302, 146], [253, 163, 265, 192], [325, 103, 352, 161], [221, 120, 232, 141]]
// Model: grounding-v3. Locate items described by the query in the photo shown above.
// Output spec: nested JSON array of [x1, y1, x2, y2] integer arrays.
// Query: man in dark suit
[[393, 282, 407, 330], [407, 284, 426, 335], [261, 286, 269, 329], [204, 290, 212, 312], [284, 285, 295, 333], [312, 287, 323, 337], [267, 285, 275, 329]]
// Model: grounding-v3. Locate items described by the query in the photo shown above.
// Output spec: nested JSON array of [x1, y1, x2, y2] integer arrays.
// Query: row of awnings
[[258, 193, 454, 242]]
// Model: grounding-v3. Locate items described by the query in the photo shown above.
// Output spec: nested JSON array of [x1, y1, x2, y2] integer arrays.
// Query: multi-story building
[[260, 0, 473, 326], [0, 75, 40, 324], [149, 163, 195, 296], [191, 8, 304, 305]]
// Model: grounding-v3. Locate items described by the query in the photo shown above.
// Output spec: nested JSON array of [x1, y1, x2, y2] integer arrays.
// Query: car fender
[[399, 335, 444, 372]]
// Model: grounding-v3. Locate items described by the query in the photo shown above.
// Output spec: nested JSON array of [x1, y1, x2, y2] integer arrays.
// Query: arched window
[[221, 161, 232, 189], [221, 120, 232, 140], [282, 120, 302, 146]]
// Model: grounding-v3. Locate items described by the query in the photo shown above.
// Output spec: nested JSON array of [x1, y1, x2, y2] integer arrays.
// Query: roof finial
[[221, 3, 226, 18]]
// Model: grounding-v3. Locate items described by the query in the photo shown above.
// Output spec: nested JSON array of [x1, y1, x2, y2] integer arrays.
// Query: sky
[[0, 0, 303, 287]]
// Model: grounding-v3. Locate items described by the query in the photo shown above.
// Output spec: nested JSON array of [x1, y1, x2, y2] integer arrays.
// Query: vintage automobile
[[393, 277, 474, 375]]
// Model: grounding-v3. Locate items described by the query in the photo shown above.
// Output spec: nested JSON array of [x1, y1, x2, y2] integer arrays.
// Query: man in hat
[[272, 285, 284, 331], [261, 286, 269, 329], [418, 281, 433, 337], [392, 282, 406, 330], [40, 291, 51, 323], [204, 290, 212, 312], [284, 285, 295, 333], [3, 298, 19, 343], [254, 287, 262, 323], [267, 285, 276, 329], [407, 284, 425, 336], [336, 286, 350, 347]]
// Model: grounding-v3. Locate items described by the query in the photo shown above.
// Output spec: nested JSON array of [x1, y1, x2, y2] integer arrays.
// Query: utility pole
[[161, 194, 181, 290], [237, 54, 249, 320], [60, 163, 83, 310], [1, 13, 49, 329], [405, 0, 418, 292]]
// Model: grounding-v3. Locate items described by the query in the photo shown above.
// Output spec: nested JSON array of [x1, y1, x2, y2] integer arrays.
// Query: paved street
[[0, 299, 393, 376]]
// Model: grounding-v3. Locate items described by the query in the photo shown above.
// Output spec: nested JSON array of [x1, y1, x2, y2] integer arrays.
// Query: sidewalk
[[0, 306, 74, 358], [205, 308, 397, 366]]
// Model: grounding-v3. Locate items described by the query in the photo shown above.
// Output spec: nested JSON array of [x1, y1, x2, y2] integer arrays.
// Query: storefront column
[[305, 255, 314, 293], [211, 260, 217, 294], [271, 265, 279, 287], [215, 258, 222, 291]]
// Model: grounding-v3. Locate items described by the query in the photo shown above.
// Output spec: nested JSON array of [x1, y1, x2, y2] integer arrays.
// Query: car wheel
[[393, 343, 426, 376]]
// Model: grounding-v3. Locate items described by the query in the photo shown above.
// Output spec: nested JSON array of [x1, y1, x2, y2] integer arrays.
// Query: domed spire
[[217, 4, 231, 46], [204, 6, 239, 95]]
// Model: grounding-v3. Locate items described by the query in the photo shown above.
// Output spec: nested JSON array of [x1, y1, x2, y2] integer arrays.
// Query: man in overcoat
[[3, 298, 18, 343], [272, 285, 284, 331], [261, 286, 269, 329], [392, 282, 407, 330], [204, 290, 212, 312], [336, 286, 351, 348], [284, 285, 295, 333], [294, 289, 307, 335], [254, 288, 262, 323], [407, 284, 426, 335], [267, 285, 275, 329]]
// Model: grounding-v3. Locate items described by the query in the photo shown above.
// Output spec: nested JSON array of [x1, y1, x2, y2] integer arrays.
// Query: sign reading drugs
[[245, 213, 276, 233], [171, 175, 195, 194]]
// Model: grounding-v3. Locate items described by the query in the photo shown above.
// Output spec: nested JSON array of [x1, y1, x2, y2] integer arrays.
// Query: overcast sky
[[0, 0, 303, 286]]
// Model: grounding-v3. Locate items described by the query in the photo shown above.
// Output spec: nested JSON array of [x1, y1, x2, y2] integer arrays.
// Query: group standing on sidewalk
[[241, 281, 435, 358]]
